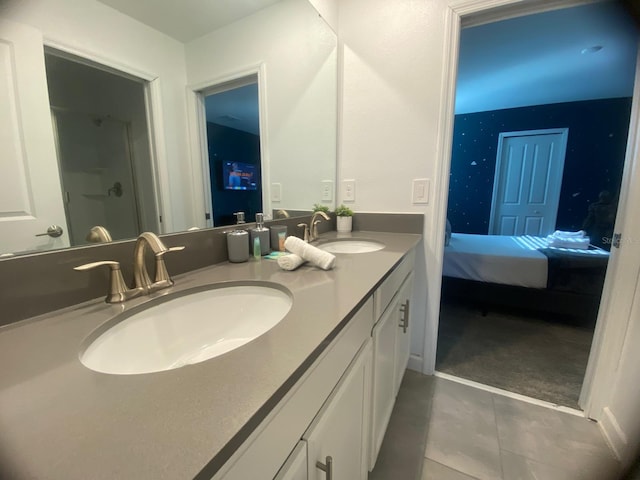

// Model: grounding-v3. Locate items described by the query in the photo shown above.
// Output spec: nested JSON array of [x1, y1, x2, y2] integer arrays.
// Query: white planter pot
[[336, 216, 352, 233]]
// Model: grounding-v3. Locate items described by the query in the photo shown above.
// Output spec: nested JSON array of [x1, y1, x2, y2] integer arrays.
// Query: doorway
[[197, 74, 263, 227], [45, 51, 159, 244], [434, 2, 637, 409]]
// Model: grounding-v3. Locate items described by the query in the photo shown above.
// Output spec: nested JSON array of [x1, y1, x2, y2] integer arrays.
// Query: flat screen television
[[221, 161, 258, 191]]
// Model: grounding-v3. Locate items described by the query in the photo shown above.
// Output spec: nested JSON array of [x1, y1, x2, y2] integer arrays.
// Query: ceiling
[[95, 1, 638, 117], [204, 83, 260, 135], [455, 2, 639, 114], [97, 0, 281, 43]]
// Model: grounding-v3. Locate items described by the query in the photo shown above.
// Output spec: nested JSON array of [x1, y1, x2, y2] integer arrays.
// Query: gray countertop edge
[[0, 230, 422, 480]]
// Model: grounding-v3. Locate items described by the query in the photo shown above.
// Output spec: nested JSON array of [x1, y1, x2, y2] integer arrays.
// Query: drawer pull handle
[[316, 456, 333, 480], [399, 300, 410, 333]]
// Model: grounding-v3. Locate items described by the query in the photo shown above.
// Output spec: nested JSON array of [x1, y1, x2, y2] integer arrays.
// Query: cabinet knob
[[316, 456, 333, 480]]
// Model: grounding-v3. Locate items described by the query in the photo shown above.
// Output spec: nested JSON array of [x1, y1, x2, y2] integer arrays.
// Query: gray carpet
[[436, 301, 595, 409]]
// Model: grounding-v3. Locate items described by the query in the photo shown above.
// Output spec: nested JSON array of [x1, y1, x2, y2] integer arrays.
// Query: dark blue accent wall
[[207, 122, 262, 226], [447, 98, 632, 234]]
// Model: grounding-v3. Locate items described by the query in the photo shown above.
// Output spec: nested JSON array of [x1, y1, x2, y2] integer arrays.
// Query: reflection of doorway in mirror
[[200, 75, 263, 227], [45, 52, 159, 245]]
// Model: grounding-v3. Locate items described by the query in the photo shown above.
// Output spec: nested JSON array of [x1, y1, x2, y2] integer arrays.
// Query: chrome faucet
[[309, 211, 330, 242], [133, 232, 184, 293], [74, 232, 184, 303]]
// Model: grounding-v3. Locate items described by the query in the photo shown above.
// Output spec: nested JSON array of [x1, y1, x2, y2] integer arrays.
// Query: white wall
[[338, 0, 451, 370], [338, 0, 640, 467], [184, 0, 337, 214], [308, 0, 339, 32], [0, 0, 194, 233]]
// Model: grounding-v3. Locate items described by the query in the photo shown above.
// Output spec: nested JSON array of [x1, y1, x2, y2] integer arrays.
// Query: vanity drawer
[[374, 248, 415, 321]]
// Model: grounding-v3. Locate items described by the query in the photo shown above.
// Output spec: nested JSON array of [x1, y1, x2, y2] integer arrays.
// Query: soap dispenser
[[250, 213, 270, 256]]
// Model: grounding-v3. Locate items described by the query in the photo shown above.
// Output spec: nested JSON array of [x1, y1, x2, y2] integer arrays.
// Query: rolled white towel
[[277, 253, 306, 271], [284, 236, 336, 270]]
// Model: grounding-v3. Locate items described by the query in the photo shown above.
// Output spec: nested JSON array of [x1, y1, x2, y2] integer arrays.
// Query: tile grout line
[[434, 371, 585, 417], [491, 394, 506, 480], [424, 458, 483, 480]]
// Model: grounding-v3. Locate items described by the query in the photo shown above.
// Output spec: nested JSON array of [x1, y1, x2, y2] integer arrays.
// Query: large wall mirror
[[0, 0, 337, 256]]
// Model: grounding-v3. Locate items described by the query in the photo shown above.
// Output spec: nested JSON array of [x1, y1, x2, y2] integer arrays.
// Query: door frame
[[43, 41, 168, 233], [186, 64, 269, 228], [427, 0, 640, 425], [489, 128, 568, 235]]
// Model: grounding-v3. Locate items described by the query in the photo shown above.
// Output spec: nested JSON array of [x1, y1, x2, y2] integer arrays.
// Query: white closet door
[[490, 129, 568, 236], [0, 19, 68, 254]]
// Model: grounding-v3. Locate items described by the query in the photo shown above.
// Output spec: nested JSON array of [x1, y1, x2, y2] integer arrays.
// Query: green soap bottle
[[250, 213, 270, 256]]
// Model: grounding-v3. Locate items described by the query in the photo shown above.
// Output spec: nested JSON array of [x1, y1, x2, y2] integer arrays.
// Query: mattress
[[443, 233, 549, 288]]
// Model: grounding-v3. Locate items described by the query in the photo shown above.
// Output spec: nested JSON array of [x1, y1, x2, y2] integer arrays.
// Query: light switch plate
[[271, 183, 282, 202], [412, 178, 430, 204], [342, 180, 356, 202], [321, 180, 333, 201]]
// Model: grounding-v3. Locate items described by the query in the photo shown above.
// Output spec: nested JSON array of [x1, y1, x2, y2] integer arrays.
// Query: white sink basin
[[80, 283, 292, 375], [318, 239, 385, 254]]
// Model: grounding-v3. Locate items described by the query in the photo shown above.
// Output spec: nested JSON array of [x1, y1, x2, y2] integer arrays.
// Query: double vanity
[[0, 229, 420, 479]]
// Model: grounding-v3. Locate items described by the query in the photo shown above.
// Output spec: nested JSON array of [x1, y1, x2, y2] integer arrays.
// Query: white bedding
[[443, 233, 548, 288]]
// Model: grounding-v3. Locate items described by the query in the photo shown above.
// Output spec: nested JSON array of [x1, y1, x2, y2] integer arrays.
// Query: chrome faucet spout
[[309, 211, 330, 242]]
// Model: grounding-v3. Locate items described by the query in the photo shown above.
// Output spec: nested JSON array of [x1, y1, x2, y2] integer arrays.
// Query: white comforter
[[443, 233, 548, 289]]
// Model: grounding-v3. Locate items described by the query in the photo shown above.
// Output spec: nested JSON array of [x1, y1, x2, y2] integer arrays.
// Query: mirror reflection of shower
[[201, 75, 262, 226], [45, 51, 160, 246]]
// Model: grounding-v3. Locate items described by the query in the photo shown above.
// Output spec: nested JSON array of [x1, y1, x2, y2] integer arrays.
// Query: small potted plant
[[312, 203, 330, 214], [334, 204, 354, 233]]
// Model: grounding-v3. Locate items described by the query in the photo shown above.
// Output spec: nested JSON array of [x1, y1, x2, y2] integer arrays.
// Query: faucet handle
[[153, 245, 185, 286], [297, 223, 310, 243], [74, 261, 141, 303]]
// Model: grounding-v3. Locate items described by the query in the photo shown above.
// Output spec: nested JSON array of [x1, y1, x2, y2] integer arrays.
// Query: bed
[[442, 233, 610, 320]]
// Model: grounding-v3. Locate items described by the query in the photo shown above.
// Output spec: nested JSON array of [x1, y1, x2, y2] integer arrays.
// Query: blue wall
[[207, 122, 262, 226], [447, 98, 632, 234]]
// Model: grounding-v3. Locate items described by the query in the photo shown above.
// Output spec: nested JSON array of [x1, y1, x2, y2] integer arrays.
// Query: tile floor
[[370, 371, 620, 480]]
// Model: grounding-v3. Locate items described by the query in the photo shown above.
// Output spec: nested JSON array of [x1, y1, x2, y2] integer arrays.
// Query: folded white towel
[[277, 253, 306, 271], [284, 236, 336, 270], [552, 230, 586, 239], [546, 235, 591, 249]]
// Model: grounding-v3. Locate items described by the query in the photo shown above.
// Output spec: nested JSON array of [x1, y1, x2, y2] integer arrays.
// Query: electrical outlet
[[271, 183, 282, 202], [412, 178, 430, 204], [321, 180, 333, 201], [342, 180, 356, 202]]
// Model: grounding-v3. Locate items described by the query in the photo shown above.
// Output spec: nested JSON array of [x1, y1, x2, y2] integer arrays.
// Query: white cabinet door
[[304, 340, 372, 480], [394, 273, 414, 396], [0, 19, 69, 254], [275, 441, 308, 480], [369, 295, 400, 469]]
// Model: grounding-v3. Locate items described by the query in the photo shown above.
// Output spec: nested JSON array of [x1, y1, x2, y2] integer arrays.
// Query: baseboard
[[408, 354, 422, 372], [434, 372, 585, 417], [600, 407, 627, 460]]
